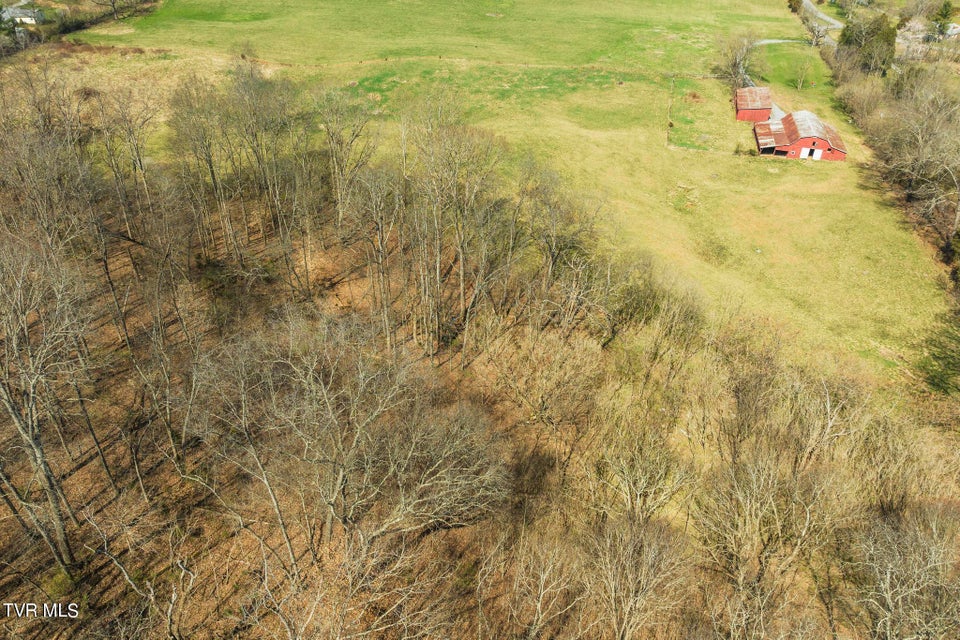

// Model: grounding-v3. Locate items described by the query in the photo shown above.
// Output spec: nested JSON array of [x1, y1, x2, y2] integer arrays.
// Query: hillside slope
[[75, 0, 949, 375]]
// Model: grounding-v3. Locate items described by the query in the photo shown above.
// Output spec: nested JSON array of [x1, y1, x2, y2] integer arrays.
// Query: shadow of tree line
[[919, 311, 960, 394]]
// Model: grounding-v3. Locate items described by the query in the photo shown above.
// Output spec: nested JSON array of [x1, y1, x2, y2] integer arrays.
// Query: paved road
[[802, 0, 844, 30], [743, 1, 845, 116], [755, 38, 806, 46]]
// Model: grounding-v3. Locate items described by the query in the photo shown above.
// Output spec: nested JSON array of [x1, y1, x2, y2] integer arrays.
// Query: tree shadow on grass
[[918, 312, 960, 394], [851, 161, 929, 237]]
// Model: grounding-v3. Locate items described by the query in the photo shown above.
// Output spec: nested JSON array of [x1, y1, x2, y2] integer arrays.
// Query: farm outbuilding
[[753, 110, 846, 161], [735, 86, 772, 122]]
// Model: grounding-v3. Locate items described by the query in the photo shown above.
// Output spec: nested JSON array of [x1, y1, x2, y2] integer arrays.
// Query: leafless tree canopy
[[0, 55, 956, 640]]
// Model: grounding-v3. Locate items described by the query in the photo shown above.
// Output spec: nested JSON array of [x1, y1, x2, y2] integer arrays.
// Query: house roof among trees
[[1, 7, 40, 20]]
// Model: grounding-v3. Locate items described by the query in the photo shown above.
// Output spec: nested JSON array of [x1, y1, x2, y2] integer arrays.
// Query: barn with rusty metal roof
[[754, 110, 846, 161]]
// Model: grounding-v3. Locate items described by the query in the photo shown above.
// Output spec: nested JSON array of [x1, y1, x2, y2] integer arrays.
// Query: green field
[[76, 0, 948, 376]]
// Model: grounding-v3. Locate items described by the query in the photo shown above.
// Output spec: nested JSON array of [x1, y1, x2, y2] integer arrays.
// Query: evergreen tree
[[839, 13, 897, 74], [934, 0, 953, 36]]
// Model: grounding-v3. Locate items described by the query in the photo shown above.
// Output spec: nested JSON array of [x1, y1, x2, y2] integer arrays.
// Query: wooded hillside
[[0, 49, 958, 640]]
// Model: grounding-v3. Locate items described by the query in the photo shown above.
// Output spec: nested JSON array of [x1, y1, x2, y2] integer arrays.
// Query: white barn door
[[812, 149, 823, 160], [799, 148, 810, 159]]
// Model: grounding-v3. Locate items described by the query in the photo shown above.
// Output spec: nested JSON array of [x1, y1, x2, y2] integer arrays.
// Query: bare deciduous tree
[[851, 414, 924, 521], [582, 519, 688, 640], [490, 328, 604, 480], [317, 89, 376, 229], [478, 526, 584, 640], [715, 33, 762, 90], [351, 165, 406, 348], [0, 234, 89, 577], [169, 76, 245, 265], [588, 411, 691, 525], [851, 508, 960, 639], [693, 455, 834, 640]]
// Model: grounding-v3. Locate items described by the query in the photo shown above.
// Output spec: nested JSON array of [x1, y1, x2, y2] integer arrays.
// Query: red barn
[[735, 86, 772, 122], [753, 111, 846, 161]]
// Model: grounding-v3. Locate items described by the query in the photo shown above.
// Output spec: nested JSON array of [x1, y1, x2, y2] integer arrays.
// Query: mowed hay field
[[76, 0, 948, 376]]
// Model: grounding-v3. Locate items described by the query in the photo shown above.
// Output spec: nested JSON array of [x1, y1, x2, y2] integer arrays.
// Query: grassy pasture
[[82, 0, 805, 69], [74, 0, 948, 376]]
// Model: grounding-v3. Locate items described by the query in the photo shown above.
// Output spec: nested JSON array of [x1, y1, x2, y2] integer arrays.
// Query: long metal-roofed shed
[[735, 86, 772, 122]]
